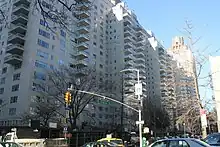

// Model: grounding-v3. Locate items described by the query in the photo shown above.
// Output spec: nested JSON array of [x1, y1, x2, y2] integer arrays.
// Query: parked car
[[204, 133, 220, 146], [149, 138, 210, 147], [0, 142, 23, 147]]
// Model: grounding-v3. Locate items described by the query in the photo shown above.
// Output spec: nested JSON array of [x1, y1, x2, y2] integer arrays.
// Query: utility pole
[[121, 74, 124, 136], [121, 69, 143, 147]]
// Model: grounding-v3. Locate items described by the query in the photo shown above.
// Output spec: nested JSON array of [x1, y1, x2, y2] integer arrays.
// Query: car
[[204, 133, 220, 146], [149, 138, 210, 147], [0, 142, 23, 147], [81, 141, 119, 147], [97, 138, 124, 147]]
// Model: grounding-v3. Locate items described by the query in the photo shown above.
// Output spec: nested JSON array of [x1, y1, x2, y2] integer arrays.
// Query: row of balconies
[[5, 0, 30, 65], [75, 1, 91, 69]]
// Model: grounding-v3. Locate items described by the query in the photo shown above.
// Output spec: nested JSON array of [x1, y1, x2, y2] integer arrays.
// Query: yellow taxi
[[97, 138, 124, 147]]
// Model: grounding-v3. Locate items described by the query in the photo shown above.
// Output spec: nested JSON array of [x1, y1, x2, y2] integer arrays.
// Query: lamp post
[[120, 69, 143, 147]]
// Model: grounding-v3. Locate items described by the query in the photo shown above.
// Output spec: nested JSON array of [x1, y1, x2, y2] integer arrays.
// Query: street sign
[[143, 127, 149, 133], [200, 109, 207, 127], [63, 127, 68, 133], [136, 120, 144, 125], [135, 83, 142, 96]]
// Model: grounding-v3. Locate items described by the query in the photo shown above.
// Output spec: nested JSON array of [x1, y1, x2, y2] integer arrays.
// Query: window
[[151, 141, 168, 147], [36, 50, 49, 59], [35, 60, 48, 69], [99, 64, 103, 68], [42, 1, 51, 9], [10, 96, 18, 103], [168, 140, 189, 147], [58, 60, 64, 65], [60, 39, 65, 50], [100, 51, 103, 55], [34, 71, 46, 81], [0, 78, 5, 84], [38, 39, 49, 48], [60, 30, 66, 37], [39, 29, 50, 39], [0, 88, 4, 94], [9, 108, 16, 116], [2, 67, 7, 74], [40, 19, 47, 27], [12, 84, 19, 92], [14, 63, 21, 70], [13, 73, 20, 81]]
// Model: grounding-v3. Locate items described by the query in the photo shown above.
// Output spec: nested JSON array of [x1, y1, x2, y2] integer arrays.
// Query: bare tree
[[170, 20, 220, 134], [33, 66, 110, 130], [22, 96, 63, 128], [143, 96, 170, 133]]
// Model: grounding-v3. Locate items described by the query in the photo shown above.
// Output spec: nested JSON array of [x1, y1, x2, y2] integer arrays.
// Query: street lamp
[[120, 69, 143, 147]]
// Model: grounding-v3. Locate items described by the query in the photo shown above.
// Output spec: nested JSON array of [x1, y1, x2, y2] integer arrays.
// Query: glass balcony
[[77, 3, 90, 10], [12, 4, 29, 15], [77, 11, 90, 19], [75, 60, 88, 67], [11, 14, 28, 24], [77, 34, 89, 42], [13, 0, 30, 6], [9, 23, 27, 34], [124, 42, 133, 49], [77, 26, 89, 34], [78, 18, 90, 26], [124, 48, 134, 55], [124, 54, 134, 61], [4, 54, 23, 65], [77, 42, 89, 50], [8, 33, 25, 44], [6, 44, 24, 55], [75, 51, 89, 59]]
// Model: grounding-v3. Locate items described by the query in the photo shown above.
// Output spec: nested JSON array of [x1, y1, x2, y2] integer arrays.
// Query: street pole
[[120, 69, 143, 147], [121, 74, 124, 136], [137, 70, 143, 147]]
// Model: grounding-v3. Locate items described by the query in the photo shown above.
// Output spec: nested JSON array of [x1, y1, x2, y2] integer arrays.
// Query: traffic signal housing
[[64, 91, 71, 105]]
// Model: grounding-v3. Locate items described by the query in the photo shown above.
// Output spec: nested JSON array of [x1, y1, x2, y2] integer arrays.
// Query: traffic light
[[64, 91, 71, 104]]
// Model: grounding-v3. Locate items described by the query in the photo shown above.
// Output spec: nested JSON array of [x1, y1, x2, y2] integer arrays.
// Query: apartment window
[[60, 39, 65, 50], [34, 71, 46, 81], [99, 107, 103, 111], [93, 54, 96, 59], [100, 51, 103, 55], [58, 59, 64, 65], [35, 60, 48, 69], [37, 50, 49, 59], [93, 42, 96, 46], [9, 108, 16, 116], [38, 39, 49, 48], [52, 45, 55, 50], [40, 19, 47, 27], [2, 67, 7, 74], [0, 88, 4, 94], [94, 5, 97, 9], [60, 30, 66, 37], [39, 29, 50, 39], [12, 84, 19, 92], [10, 96, 18, 103], [13, 73, 20, 81], [0, 78, 5, 84], [42, 1, 51, 9], [99, 64, 103, 68], [14, 64, 21, 70]]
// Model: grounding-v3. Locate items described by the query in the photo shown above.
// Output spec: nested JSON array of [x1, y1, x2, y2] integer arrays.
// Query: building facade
[[0, 0, 163, 130], [209, 56, 220, 132], [168, 36, 200, 132]]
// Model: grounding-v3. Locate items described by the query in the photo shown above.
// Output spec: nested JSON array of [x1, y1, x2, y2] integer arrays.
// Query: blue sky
[[124, 0, 220, 108]]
